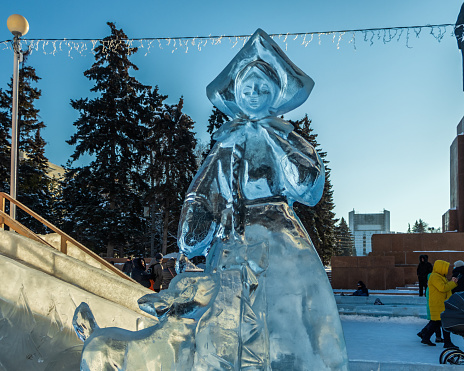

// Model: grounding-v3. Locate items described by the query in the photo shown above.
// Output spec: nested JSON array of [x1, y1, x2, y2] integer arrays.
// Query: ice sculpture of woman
[[73, 29, 348, 371], [175, 29, 348, 370]]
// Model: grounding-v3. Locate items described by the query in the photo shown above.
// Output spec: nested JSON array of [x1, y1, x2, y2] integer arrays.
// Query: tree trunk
[[150, 203, 155, 257], [107, 241, 114, 258], [162, 198, 170, 255]]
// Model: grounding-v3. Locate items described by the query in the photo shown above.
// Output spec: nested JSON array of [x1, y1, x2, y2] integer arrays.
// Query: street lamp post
[[7, 14, 29, 219], [457, 3, 464, 91]]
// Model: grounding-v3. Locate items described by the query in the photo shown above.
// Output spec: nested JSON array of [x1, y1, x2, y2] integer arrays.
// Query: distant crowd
[[121, 253, 177, 292]]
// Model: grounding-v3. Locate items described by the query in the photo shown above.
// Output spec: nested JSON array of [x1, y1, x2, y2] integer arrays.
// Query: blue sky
[[1, 0, 463, 233]]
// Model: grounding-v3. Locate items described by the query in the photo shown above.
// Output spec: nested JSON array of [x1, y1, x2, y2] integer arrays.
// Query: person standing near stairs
[[161, 258, 177, 290], [149, 253, 164, 293], [417, 255, 433, 297], [132, 257, 151, 288], [122, 256, 134, 277]]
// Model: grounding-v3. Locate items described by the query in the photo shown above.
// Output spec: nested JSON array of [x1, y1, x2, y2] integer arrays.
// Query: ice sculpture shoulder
[[73, 28, 348, 371]]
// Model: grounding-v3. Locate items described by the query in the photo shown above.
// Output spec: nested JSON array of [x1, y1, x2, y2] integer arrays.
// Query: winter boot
[[435, 337, 444, 343], [421, 339, 436, 346]]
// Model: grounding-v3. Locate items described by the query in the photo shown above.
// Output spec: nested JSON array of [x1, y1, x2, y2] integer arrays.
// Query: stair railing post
[[0, 193, 4, 229], [60, 235, 68, 255]]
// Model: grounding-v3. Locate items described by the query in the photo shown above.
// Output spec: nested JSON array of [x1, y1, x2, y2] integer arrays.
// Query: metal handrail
[[0, 192, 136, 283]]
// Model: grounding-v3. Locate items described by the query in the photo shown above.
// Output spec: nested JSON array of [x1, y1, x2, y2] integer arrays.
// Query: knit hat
[[155, 253, 163, 261], [454, 260, 464, 268]]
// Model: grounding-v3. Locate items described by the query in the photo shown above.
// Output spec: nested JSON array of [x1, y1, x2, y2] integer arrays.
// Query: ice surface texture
[[74, 28, 348, 370], [0, 288, 82, 371]]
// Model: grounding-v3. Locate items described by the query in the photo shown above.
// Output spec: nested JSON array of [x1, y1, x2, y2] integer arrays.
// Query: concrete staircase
[[0, 230, 155, 318]]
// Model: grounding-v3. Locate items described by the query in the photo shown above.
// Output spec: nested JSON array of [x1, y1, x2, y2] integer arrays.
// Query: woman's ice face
[[237, 70, 275, 118]]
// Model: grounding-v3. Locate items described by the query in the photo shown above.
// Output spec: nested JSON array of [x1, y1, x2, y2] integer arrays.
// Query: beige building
[[349, 209, 390, 256]]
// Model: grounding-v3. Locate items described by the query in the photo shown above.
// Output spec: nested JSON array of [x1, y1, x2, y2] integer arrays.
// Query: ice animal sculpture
[[73, 28, 348, 370]]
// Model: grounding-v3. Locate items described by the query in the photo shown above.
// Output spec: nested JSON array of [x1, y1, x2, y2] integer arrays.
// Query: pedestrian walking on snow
[[417, 272, 443, 343], [419, 260, 458, 348]]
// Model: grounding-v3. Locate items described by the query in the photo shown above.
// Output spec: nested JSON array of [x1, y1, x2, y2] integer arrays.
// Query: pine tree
[[0, 91, 11, 192], [206, 107, 229, 151], [412, 219, 428, 233], [289, 114, 337, 266], [334, 217, 355, 256], [137, 86, 167, 256], [17, 128, 55, 232], [63, 22, 151, 257], [0, 55, 55, 232], [140, 98, 198, 255]]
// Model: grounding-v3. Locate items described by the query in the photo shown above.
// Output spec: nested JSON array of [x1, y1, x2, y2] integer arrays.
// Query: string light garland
[[0, 23, 462, 57]]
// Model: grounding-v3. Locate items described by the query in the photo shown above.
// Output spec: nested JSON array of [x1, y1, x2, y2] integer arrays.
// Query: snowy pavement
[[342, 314, 464, 370], [335, 292, 464, 369]]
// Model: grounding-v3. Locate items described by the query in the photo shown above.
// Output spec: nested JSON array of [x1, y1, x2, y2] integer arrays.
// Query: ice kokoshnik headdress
[[206, 28, 315, 120]]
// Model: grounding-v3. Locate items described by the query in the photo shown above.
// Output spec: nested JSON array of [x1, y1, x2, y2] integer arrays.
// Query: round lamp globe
[[7, 14, 29, 37]]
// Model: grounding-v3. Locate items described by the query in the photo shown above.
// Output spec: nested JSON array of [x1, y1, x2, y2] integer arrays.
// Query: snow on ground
[[341, 315, 464, 365]]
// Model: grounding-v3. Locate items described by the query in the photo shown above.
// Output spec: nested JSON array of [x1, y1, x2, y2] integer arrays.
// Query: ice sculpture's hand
[[178, 194, 219, 258]]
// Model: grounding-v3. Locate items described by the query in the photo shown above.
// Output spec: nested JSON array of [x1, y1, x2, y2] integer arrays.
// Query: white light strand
[[0, 24, 459, 58], [349, 32, 356, 50]]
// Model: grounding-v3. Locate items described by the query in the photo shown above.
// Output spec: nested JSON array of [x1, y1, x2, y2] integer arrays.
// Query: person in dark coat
[[131, 257, 151, 288], [417, 254, 433, 297], [149, 253, 164, 293], [161, 258, 177, 290], [351, 281, 369, 296], [452, 260, 464, 293], [122, 257, 133, 276]]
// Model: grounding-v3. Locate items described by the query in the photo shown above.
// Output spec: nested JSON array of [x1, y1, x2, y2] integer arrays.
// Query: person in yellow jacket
[[420, 260, 458, 348]]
